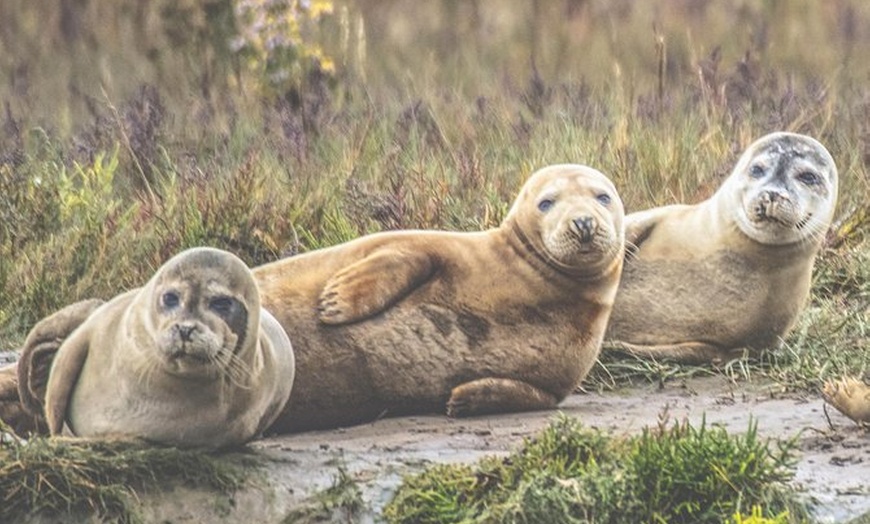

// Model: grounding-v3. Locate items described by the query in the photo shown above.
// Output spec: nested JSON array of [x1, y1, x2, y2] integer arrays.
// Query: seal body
[[606, 132, 838, 363], [256, 164, 625, 433], [44, 248, 295, 449]]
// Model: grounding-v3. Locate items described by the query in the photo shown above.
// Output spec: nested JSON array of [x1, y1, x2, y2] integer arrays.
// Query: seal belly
[[350, 302, 591, 410], [609, 251, 768, 347]]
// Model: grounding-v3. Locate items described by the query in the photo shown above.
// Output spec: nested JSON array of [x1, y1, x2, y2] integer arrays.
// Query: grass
[[0, 421, 253, 524], [383, 414, 807, 524], [281, 467, 366, 523], [0, 1, 868, 521]]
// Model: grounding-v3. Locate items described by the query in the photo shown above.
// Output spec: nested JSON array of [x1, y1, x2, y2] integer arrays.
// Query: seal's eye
[[595, 193, 612, 206], [749, 164, 765, 179], [209, 297, 235, 316], [796, 171, 820, 186], [162, 292, 180, 309], [537, 199, 555, 212]]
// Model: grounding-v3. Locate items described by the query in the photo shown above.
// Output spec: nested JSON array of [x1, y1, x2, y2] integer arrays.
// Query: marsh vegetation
[[0, 0, 867, 522]]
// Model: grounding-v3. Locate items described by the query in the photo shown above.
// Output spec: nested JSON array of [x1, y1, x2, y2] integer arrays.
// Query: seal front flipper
[[623, 207, 670, 255], [318, 248, 437, 325], [18, 298, 104, 417], [610, 340, 743, 365], [446, 378, 559, 417], [44, 328, 92, 436]]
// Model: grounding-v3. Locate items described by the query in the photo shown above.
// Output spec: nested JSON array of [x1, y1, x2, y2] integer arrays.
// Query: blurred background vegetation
[[0, 0, 866, 387]]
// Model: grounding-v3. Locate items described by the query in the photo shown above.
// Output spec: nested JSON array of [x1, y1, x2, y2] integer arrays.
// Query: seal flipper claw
[[447, 378, 558, 417], [318, 249, 436, 325]]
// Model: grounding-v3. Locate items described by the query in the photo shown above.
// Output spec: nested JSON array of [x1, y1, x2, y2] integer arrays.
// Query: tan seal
[[255, 164, 625, 433], [606, 132, 839, 363], [44, 247, 295, 449], [823, 374, 870, 426]]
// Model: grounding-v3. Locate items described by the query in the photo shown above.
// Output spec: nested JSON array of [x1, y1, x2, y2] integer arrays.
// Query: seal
[[0, 299, 103, 436], [823, 374, 870, 426], [255, 164, 625, 433], [43, 247, 296, 449], [606, 132, 839, 363]]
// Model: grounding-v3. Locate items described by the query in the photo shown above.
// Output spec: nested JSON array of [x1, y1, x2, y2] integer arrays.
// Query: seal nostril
[[572, 216, 596, 242], [177, 324, 196, 342], [762, 190, 787, 203]]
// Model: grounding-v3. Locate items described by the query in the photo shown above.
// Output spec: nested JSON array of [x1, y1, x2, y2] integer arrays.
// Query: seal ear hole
[[595, 193, 612, 206], [749, 164, 766, 179], [537, 198, 555, 212], [208, 296, 237, 317], [162, 291, 180, 310], [796, 171, 821, 186]]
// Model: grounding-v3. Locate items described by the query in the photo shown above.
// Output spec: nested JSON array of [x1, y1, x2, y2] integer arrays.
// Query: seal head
[[507, 164, 625, 279], [135, 248, 256, 382], [724, 132, 838, 246]]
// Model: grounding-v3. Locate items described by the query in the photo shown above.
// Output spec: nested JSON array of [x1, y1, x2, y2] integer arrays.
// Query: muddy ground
[[125, 375, 870, 524]]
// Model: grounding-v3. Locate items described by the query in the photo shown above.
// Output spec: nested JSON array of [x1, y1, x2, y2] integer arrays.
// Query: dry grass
[[0, 0, 866, 391]]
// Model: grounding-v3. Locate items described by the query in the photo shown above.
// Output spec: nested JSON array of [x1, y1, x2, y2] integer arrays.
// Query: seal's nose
[[177, 323, 197, 342], [572, 216, 597, 243], [757, 189, 789, 218], [760, 190, 788, 203]]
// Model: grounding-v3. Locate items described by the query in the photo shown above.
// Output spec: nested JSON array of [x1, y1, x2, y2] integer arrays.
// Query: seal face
[[727, 132, 838, 246], [507, 164, 624, 278], [149, 258, 250, 381], [255, 164, 625, 433], [606, 132, 839, 363], [43, 248, 295, 449]]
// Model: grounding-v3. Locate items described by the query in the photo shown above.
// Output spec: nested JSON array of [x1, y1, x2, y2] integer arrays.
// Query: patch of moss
[[0, 430, 254, 524], [282, 467, 366, 524], [384, 415, 808, 524]]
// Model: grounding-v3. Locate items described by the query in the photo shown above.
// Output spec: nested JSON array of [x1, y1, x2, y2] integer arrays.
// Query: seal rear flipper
[[18, 298, 104, 416], [0, 363, 45, 435], [822, 375, 870, 426], [44, 331, 92, 436], [609, 340, 743, 365], [318, 248, 436, 325], [446, 378, 559, 417]]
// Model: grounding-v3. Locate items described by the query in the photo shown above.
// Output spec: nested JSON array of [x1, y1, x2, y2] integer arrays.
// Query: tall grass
[[0, 0, 866, 392]]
